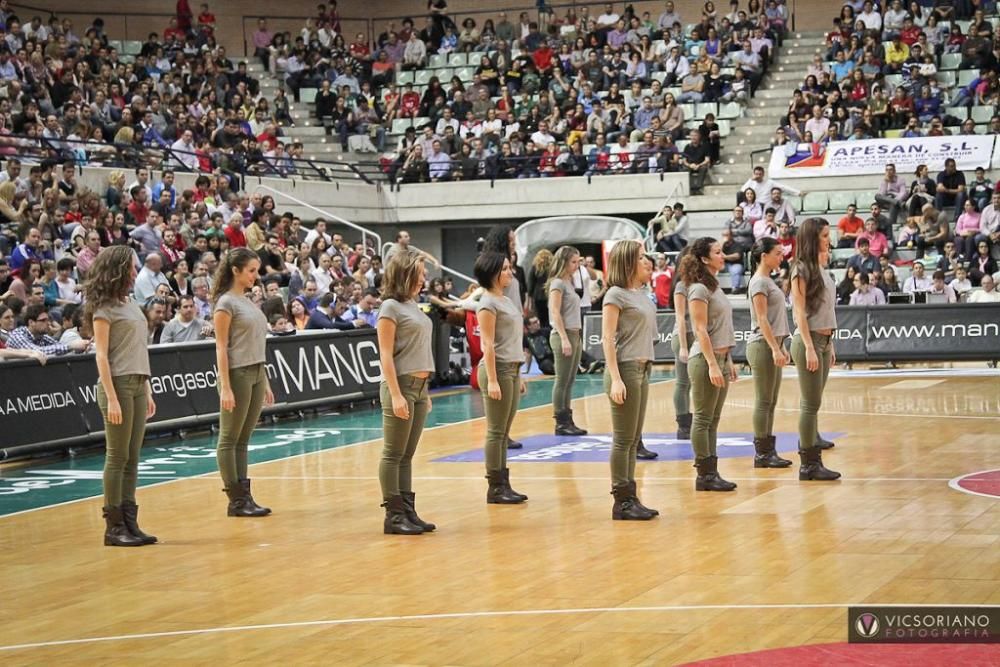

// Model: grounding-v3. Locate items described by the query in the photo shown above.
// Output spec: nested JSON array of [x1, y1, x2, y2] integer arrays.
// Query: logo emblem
[[855, 613, 880, 638]]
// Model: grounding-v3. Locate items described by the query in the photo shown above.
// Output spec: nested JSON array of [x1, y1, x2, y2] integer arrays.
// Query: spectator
[[875, 163, 908, 227], [903, 262, 932, 293], [849, 272, 887, 305], [134, 253, 169, 303], [8, 227, 43, 271], [934, 158, 967, 215], [969, 240, 998, 286], [161, 295, 210, 343], [847, 239, 880, 275], [192, 277, 212, 319], [968, 274, 1000, 302], [680, 130, 711, 195], [837, 204, 865, 248], [6, 303, 90, 355], [955, 199, 983, 259], [306, 293, 358, 330], [767, 188, 797, 227], [856, 218, 890, 258], [720, 229, 746, 293], [928, 270, 957, 303], [951, 266, 973, 299]]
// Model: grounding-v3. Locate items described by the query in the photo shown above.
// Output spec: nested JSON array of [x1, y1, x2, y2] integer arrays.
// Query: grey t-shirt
[[477, 292, 523, 363], [603, 286, 657, 362], [93, 299, 150, 377], [548, 277, 582, 330], [215, 293, 268, 369], [687, 283, 735, 359], [790, 262, 838, 332], [748, 274, 789, 343], [377, 298, 434, 375], [160, 317, 204, 344], [671, 278, 693, 335]]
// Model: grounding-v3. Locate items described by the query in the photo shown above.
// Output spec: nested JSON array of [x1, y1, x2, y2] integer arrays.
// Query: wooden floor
[[2, 369, 999, 665]]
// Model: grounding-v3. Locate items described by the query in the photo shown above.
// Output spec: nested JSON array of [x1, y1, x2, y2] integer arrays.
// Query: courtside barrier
[[583, 304, 1000, 363], [0, 329, 381, 460]]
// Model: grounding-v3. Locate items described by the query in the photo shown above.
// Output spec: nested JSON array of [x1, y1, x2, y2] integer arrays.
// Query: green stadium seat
[[448, 52, 468, 67], [123, 40, 143, 56], [717, 119, 731, 137], [428, 54, 447, 69], [455, 66, 475, 83], [801, 191, 829, 214], [717, 102, 742, 119], [971, 106, 994, 124], [883, 74, 903, 90], [694, 102, 718, 120], [940, 53, 962, 70], [299, 88, 318, 104], [957, 69, 979, 87], [396, 70, 415, 85], [884, 129, 902, 138], [827, 191, 857, 213], [830, 249, 855, 268], [391, 118, 413, 135], [679, 103, 696, 120], [414, 69, 435, 86]]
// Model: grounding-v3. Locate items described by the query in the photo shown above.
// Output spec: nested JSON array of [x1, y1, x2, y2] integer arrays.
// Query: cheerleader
[[746, 238, 792, 468], [789, 219, 841, 480], [547, 245, 587, 436], [602, 241, 658, 520]]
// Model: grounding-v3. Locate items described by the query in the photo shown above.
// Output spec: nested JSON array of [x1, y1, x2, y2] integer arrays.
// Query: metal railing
[[379, 242, 476, 286]]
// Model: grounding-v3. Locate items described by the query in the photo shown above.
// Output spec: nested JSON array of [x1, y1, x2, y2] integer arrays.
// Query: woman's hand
[[391, 393, 410, 420], [805, 348, 819, 372], [220, 387, 236, 411], [830, 346, 836, 367], [772, 346, 788, 367], [106, 398, 123, 425], [264, 386, 275, 407], [678, 347, 688, 364], [709, 364, 725, 388], [561, 339, 572, 356], [146, 395, 157, 419], [729, 363, 738, 382], [487, 380, 502, 401], [520, 379, 527, 395], [610, 379, 627, 405]]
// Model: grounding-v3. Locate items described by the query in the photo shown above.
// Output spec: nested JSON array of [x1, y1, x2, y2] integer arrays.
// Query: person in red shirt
[[197, 3, 216, 33], [651, 255, 673, 308], [400, 83, 421, 120], [222, 213, 247, 248], [349, 33, 371, 62], [899, 18, 920, 46], [836, 204, 864, 248], [532, 44, 555, 74], [777, 222, 795, 268], [127, 187, 150, 226], [163, 17, 186, 42]]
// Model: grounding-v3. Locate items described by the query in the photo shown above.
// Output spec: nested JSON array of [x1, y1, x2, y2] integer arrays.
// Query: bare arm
[[478, 308, 502, 400], [675, 293, 688, 352], [752, 292, 787, 366], [213, 309, 235, 410], [93, 318, 121, 423], [791, 275, 820, 372], [376, 318, 405, 406]]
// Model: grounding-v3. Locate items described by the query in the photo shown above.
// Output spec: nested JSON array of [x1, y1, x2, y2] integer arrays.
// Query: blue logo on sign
[[432, 433, 834, 463]]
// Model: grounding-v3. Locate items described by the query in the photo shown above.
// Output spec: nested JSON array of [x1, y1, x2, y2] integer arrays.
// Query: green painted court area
[[0, 374, 673, 516]]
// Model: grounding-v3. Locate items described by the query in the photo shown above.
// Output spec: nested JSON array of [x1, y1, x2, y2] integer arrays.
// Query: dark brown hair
[[677, 237, 719, 292], [210, 247, 260, 303], [792, 218, 829, 316], [82, 246, 135, 327]]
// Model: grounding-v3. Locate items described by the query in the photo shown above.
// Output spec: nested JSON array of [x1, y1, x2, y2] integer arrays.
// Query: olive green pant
[[97, 374, 149, 507], [688, 352, 732, 459], [550, 328, 582, 415], [379, 374, 430, 500], [747, 338, 784, 439], [790, 332, 833, 453], [604, 360, 651, 485], [216, 363, 267, 491], [479, 361, 522, 473], [670, 334, 692, 415]]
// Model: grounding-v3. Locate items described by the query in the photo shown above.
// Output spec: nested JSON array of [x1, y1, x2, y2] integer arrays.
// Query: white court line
[[1, 602, 994, 652], [948, 469, 1000, 500], [0, 383, 672, 520]]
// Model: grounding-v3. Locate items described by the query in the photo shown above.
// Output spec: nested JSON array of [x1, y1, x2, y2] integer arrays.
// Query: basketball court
[[1, 367, 999, 664]]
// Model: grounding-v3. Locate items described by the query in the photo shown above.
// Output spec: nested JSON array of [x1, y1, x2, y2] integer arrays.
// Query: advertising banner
[[768, 135, 997, 179], [582, 304, 998, 363], [0, 330, 381, 457]]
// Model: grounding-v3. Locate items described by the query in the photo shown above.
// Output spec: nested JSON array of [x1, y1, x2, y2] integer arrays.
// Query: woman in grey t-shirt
[[212, 248, 274, 518], [789, 219, 841, 481], [377, 248, 436, 535], [670, 247, 694, 440], [602, 240, 658, 521], [475, 251, 529, 505], [746, 238, 793, 469], [85, 246, 157, 547], [679, 237, 738, 493], [547, 245, 587, 437]]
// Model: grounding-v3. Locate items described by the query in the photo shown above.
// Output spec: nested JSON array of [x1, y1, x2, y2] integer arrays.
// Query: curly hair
[[677, 237, 719, 292], [82, 246, 135, 326]]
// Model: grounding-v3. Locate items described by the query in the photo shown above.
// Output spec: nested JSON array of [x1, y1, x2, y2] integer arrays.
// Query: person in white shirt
[[883, 0, 908, 35], [435, 108, 460, 136], [596, 4, 620, 30], [849, 272, 887, 305], [858, 1, 882, 31], [530, 121, 556, 148], [950, 266, 973, 298], [303, 219, 333, 246], [740, 165, 802, 202], [657, 1, 682, 32], [902, 262, 932, 293], [968, 274, 1000, 303], [928, 270, 957, 303], [133, 253, 170, 303], [161, 295, 210, 343], [804, 104, 830, 140], [170, 129, 199, 170]]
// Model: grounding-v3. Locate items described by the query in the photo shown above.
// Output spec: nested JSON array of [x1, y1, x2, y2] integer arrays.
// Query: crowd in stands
[[0, 3, 306, 179], [276, 1, 792, 191]]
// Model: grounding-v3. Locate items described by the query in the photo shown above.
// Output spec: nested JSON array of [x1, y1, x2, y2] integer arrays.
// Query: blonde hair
[[531, 247, 553, 274], [606, 240, 643, 289], [107, 170, 125, 188], [382, 248, 424, 302], [0, 182, 15, 204], [545, 245, 579, 293], [113, 126, 135, 144]]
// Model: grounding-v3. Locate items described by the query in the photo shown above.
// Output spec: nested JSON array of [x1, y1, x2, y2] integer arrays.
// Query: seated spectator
[[767, 187, 796, 226], [720, 228, 746, 292], [849, 272, 886, 305], [928, 270, 957, 303], [134, 253, 169, 303], [875, 163, 909, 228], [837, 204, 865, 248], [969, 240, 999, 286], [857, 219, 890, 258], [902, 262, 932, 293], [6, 303, 90, 355], [955, 199, 984, 259], [934, 159, 967, 215], [847, 239, 880, 275], [306, 293, 357, 330], [680, 130, 711, 195], [144, 297, 167, 344], [951, 266, 973, 299], [161, 295, 210, 343], [754, 209, 779, 241], [968, 168, 993, 213], [968, 274, 1000, 302]]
